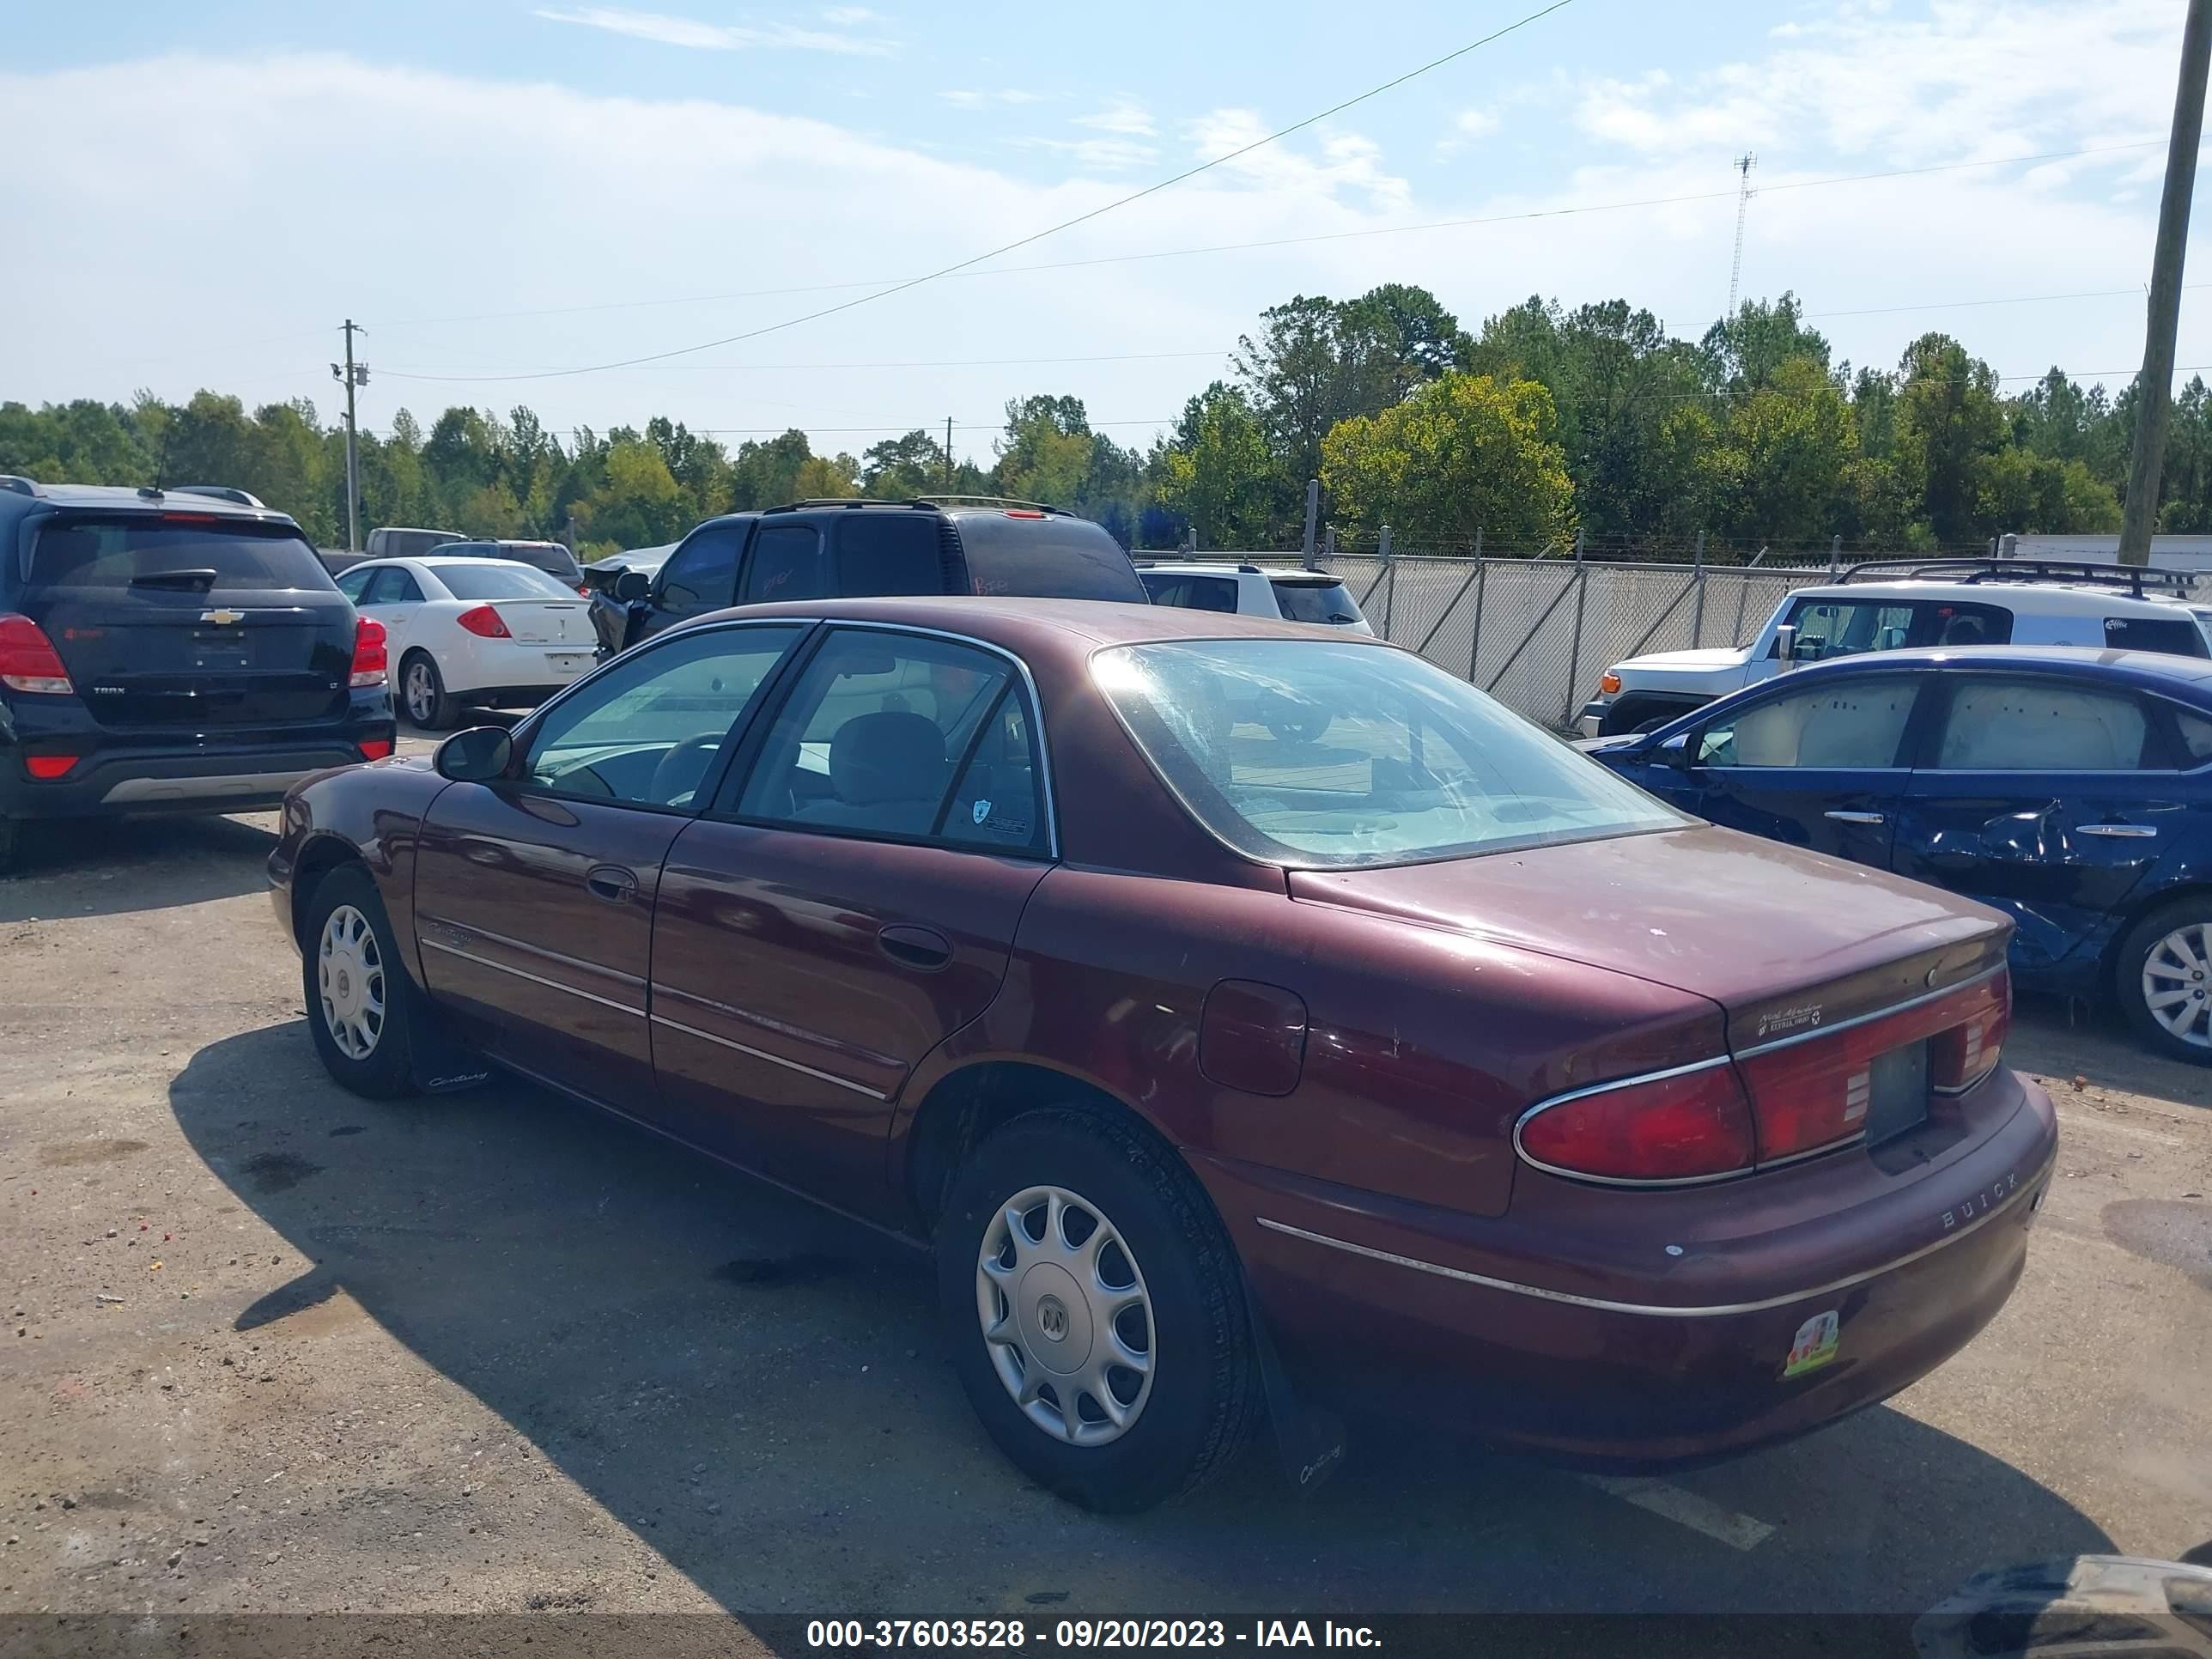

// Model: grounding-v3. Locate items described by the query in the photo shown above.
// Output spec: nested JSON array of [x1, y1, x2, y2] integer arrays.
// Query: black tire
[[1599, 696, 1700, 737], [399, 650, 458, 731], [301, 864, 421, 1098], [934, 1108, 1258, 1513], [2114, 896, 2212, 1065]]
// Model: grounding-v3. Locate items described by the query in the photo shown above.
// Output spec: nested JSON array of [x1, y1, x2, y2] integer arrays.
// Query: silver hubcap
[[405, 661, 434, 722], [976, 1185, 1154, 1446], [2143, 923, 2212, 1048], [318, 904, 386, 1060]]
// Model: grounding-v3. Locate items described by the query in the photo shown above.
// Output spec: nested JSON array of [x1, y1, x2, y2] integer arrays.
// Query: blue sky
[[3, 1, 2200, 466]]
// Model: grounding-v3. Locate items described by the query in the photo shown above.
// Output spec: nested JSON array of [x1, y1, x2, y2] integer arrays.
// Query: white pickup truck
[[1577, 559, 2212, 737]]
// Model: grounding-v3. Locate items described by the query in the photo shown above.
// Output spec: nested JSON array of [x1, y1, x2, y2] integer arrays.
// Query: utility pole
[[1727, 154, 1758, 321], [2120, 0, 2212, 566], [944, 416, 954, 494], [330, 319, 369, 551]]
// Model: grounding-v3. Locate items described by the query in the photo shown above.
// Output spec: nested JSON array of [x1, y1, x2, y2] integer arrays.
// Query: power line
[[364, 137, 2167, 342], [412, 0, 1577, 384], [374, 348, 1235, 383]]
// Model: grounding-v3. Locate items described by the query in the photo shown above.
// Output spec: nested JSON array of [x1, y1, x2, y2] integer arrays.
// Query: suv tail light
[[25, 754, 80, 779], [456, 605, 512, 639], [0, 614, 74, 695], [358, 738, 393, 761], [1516, 1061, 1756, 1182], [1516, 968, 2011, 1185], [350, 617, 388, 688]]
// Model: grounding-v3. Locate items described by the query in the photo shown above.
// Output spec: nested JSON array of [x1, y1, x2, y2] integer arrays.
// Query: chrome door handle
[[1824, 811, 1886, 824], [2078, 823, 2158, 839]]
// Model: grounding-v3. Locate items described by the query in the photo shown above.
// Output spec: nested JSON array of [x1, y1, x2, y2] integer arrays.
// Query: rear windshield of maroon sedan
[[1096, 639, 1685, 866]]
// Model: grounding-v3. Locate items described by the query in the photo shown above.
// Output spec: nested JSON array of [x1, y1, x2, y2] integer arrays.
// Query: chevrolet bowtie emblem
[[200, 609, 244, 626]]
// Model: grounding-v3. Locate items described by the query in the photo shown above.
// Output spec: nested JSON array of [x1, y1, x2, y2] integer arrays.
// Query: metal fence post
[[1467, 530, 1486, 678], [1301, 479, 1320, 569], [1829, 534, 1842, 577], [1564, 532, 1589, 726], [1322, 523, 1336, 563], [1379, 523, 1396, 639], [1690, 531, 1707, 647]]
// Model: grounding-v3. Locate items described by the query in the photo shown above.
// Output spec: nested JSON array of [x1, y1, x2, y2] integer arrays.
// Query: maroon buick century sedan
[[269, 597, 2056, 1511]]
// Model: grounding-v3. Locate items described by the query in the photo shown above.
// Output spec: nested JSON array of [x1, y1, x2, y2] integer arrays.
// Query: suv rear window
[[31, 517, 335, 593], [501, 544, 583, 584], [1272, 578, 1363, 626], [951, 512, 1146, 603], [2103, 615, 2209, 657]]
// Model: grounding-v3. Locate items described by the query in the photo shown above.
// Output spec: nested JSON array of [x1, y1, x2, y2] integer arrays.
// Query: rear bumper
[[1198, 1071, 2057, 1468], [2, 735, 390, 819]]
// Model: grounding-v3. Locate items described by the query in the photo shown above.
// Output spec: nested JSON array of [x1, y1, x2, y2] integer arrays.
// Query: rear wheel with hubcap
[[400, 650, 457, 731], [301, 865, 420, 1097], [2116, 898, 2212, 1065], [935, 1108, 1257, 1512]]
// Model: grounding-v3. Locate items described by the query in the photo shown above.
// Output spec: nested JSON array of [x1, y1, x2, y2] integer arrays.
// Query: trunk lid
[[26, 514, 354, 729], [490, 600, 594, 646], [1286, 823, 2010, 1042]]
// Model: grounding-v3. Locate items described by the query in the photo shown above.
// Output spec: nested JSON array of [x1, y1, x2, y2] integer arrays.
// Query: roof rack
[[1837, 557, 2198, 598], [909, 495, 1073, 516], [0, 475, 39, 497], [760, 498, 917, 514]]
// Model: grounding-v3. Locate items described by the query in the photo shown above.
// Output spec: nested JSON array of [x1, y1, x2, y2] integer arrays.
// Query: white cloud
[[1074, 101, 1156, 137], [1434, 106, 1501, 160], [534, 5, 895, 57], [1012, 135, 1160, 172], [819, 4, 880, 22], [1184, 110, 1411, 213], [1576, 0, 2177, 164]]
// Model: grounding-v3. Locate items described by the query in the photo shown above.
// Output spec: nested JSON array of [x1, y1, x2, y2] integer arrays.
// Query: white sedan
[[332, 556, 600, 729]]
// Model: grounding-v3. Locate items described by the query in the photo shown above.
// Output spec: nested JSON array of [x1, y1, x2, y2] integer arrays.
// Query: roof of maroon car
[[695, 595, 1391, 650]]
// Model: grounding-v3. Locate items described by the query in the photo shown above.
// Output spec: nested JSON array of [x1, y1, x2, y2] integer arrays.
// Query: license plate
[[1859, 1041, 1929, 1146], [546, 653, 590, 676]]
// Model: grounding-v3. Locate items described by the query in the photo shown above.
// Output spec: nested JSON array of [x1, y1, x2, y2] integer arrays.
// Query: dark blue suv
[[0, 477, 395, 872], [1589, 645, 2212, 1062]]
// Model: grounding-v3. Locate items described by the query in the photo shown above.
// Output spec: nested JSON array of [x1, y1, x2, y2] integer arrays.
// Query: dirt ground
[[3, 785, 2209, 1632]]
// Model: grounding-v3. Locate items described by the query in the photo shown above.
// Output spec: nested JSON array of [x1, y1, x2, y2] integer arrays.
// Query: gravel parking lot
[[3, 761, 2209, 1628]]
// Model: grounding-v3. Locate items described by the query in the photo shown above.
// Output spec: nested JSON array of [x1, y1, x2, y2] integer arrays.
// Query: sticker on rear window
[[1783, 1310, 1840, 1378]]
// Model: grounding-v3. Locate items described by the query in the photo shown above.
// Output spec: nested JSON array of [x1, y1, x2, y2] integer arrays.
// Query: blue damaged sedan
[[1587, 646, 2212, 1063]]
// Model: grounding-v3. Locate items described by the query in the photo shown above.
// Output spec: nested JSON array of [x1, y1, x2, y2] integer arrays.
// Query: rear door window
[[31, 518, 336, 593], [362, 567, 424, 605], [1781, 597, 2010, 659], [1141, 573, 1241, 612], [333, 567, 374, 604], [835, 513, 947, 597], [740, 524, 828, 605], [1930, 678, 2156, 771]]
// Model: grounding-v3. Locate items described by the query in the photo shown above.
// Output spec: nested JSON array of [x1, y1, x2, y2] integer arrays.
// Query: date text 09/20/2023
[[806, 1620, 1382, 1649]]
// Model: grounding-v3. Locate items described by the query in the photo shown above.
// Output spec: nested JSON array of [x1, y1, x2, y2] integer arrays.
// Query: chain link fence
[[1177, 550, 1832, 729]]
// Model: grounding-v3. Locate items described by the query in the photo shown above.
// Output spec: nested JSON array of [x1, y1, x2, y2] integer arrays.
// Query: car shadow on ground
[[2011, 994, 2212, 1115], [170, 1022, 2114, 1615], [0, 811, 277, 916]]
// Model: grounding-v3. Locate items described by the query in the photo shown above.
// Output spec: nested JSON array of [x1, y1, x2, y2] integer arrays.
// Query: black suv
[[0, 478, 395, 872], [589, 497, 1148, 658]]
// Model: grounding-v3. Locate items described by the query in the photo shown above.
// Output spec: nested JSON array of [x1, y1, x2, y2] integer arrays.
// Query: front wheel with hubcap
[[2117, 898, 2212, 1065], [935, 1108, 1257, 1512], [400, 651, 458, 731], [302, 865, 419, 1097]]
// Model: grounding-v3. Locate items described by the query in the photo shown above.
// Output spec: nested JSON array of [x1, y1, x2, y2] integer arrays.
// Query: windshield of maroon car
[[1094, 640, 1685, 867]]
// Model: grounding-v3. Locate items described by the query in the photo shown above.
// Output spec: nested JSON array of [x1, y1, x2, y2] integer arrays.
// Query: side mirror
[[1656, 732, 1694, 771], [615, 569, 651, 603], [1773, 623, 1798, 666], [434, 726, 513, 783]]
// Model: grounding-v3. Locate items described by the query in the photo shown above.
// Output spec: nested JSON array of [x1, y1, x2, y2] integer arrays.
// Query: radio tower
[[1728, 153, 1758, 319]]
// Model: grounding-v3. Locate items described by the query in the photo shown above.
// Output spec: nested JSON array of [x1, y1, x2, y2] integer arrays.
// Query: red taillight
[[0, 613, 74, 695], [456, 605, 512, 639], [25, 754, 79, 780], [350, 617, 387, 687], [576, 583, 591, 597], [1737, 969, 2013, 1162], [1001, 508, 1048, 519], [358, 738, 393, 761], [1517, 1061, 1756, 1182], [159, 511, 221, 525], [1931, 972, 2010, 1093]]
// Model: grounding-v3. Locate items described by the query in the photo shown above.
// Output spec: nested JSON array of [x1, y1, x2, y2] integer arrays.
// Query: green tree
[[994, 394, 1094, 507], [1698, 357, 1860, 544], [1157, 382, 1274, 548], [1320, 372, 1573, 548], [1892, 333, 2009, 544]]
